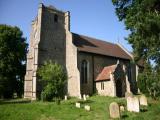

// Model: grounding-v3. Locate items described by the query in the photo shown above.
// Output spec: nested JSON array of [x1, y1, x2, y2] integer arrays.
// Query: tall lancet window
[[54, 14, 58, 23], [81, 60, 89, 84]]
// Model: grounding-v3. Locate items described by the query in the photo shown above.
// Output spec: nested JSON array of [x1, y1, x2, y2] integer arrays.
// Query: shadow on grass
[[66, 99, 94, 106], [0, 99, 31, 105], [140, 106, 148, 112], [140, 108, 148, 112], [121, 114, 129, 119], [77, 100, 94, 104]]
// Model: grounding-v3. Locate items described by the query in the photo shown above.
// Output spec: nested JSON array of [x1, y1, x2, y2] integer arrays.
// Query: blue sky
[[0, 0, 132, 51]]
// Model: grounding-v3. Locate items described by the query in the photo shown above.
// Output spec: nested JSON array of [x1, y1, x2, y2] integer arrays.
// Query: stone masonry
[[24, 3, 140, 99], [24, 3, 81, 99]]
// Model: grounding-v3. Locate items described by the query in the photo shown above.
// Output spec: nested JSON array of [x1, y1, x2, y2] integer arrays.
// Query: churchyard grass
[[0, 96, 160, 120]]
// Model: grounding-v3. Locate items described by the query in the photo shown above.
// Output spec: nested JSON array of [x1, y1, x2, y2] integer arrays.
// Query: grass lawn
[[0, 95, 160, 120]]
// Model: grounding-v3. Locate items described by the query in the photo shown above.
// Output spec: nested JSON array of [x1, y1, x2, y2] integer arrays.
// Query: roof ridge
[[104, 64, 117, 68], [116, 43, 133, 59], [72, 32, 116, 46]]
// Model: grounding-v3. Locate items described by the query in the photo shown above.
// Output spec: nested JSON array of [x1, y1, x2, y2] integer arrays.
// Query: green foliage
[[112, 0, 160, 99], [41, 83, 55, 101], [138, 72, 160, 99], [112, 0, 160, 67], [0, 24, 28, 98], [38, 60, 67, 101], [138, 62, 160, 99]]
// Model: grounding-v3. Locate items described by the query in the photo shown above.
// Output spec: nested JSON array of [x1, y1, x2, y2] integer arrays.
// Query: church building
[[24, 3, 141, 99]]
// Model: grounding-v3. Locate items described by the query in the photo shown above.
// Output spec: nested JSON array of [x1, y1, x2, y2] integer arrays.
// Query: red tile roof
[[73, 33, 132, 60], [95, 64, 117, 81]]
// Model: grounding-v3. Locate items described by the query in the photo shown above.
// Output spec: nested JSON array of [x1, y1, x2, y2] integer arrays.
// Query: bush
[[41, 83, 54, 101], [38, 60, 67, 101]]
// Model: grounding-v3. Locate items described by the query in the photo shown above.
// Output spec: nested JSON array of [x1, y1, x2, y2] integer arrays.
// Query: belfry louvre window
[[54, 14, 58, 23], [101, 82, 104, 90], [81, 60, 88, 84]]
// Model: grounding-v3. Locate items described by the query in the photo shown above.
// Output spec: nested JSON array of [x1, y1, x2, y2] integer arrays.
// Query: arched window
[[81, 60, 89, 84], [54, 14, 58, 23]]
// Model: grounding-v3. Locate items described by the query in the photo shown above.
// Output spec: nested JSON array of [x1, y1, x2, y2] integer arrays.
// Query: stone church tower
[[24, 3, 80, 99]]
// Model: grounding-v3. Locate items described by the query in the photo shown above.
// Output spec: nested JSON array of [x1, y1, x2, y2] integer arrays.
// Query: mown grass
[[0, 96, 160, 120]]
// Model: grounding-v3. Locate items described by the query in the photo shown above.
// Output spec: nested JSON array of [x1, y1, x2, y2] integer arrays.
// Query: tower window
[[81, 60, 89, 84], [54, 14, 58, 23]]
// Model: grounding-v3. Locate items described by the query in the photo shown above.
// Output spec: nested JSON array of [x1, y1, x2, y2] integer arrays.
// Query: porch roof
[[95, 64, 117, 82]]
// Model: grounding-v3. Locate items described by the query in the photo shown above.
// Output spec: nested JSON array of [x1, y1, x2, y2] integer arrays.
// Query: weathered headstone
[[75, 102, 81, 108], [86, 95, 89, 98], [84, 105, 91, 111], [109, 102, 120, 119], [139, 95, 148, 106], [127, 96, 140, 112], [64, 95, 67, 100], [127, 96, 133, 112], [125, 92, 133, 98], [79, 94, 82, 99], [83, 94, 86, 101], [133, 97, 140, 112], [120, 106, 125, 111]]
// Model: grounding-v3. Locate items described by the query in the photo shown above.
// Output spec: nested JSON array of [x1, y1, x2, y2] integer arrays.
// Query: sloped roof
[[72, 33, 132, 60], [95, 64, 117, 81]]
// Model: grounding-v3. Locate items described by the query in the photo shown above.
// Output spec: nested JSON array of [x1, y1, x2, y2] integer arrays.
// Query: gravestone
[[83, 94, 86, 101], [127, 96, 133, 112], [109, 102, 120, 119], [75, 102, 81, 108], [64, 95, 67, 100], [86, 95, 89, 98], [139, 95, 148, 106], [84, 105, 91, 111], [79, 94, 82, 99], [120, 106, 125, 111], [127, 96, 140, 112], [125, 92, 133, 98], [133, 97, 140, 112]]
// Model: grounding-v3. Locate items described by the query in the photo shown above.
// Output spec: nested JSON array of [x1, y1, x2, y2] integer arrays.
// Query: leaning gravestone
[[109, 102, 120, 119], [127, 96, 140, 112], [139, 95, 148, 106], [83, 94, 86, 101], [79, 94, 82, 99]]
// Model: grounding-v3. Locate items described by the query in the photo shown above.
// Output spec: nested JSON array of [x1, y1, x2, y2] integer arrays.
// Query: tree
[[38, 60, 67, 101], [0, 24, 28, 98], [112, 0, 160, 98], [138, 66, 160, 99], [112, 0, 160, 68]]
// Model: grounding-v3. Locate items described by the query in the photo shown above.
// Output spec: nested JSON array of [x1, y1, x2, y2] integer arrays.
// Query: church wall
[[66, 31, 81, 97], [96, 80, 115, 96], [78, 52, 93, 95], [78, 52, 132, 96], [93, 55, 117, 80], [38, 7, 66, 66]]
